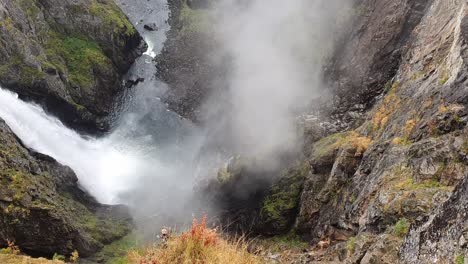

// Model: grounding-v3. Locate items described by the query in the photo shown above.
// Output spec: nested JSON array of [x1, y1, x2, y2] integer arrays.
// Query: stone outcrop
[[0, 118, 131, 258], [0, 0, 145, 133]]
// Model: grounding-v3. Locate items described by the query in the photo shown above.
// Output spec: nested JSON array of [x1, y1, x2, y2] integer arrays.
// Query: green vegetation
[[346, 236, 357, 254], [18, 0, 41, 19], [260, 163, 309, 232], [94, 234, 142, 264], [258, 233, 309, 252], [0, 54, 44, 86], [52, 254, 65, 261], [89, 0, 135, 35], [45, 33, 111, 88], [455, 254, 465, 264], [393, 218, 410, 238], [388, 166, 451, 191], [0, 17, 14, 31], [312, 132, 348, 160], [311, 131, 372, 161]]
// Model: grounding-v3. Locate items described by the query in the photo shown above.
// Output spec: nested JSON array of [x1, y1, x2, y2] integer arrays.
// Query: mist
[[0, 0, 350, 236], [200, 0, 350, 168]]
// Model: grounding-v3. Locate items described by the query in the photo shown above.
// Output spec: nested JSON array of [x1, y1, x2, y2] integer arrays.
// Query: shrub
[[128, 216, 260, 264], [52, 253, 65, 261], [70, 250, 79, 262], [455, 254, 465, 264], [0, 240, 20, 255], [393, 218, 410, 238]]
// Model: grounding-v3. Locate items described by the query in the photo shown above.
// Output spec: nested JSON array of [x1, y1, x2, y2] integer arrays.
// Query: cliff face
[[160, 0, 468, 262], [295, 0, 468, 262], [156, 0, 225, 122], [0, 0, 144, 133], [0, 118, 131, 258]]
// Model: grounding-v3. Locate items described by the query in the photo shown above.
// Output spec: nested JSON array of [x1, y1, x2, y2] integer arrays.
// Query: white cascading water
[[0, 0, 201, 212], [0, 88, 141, 203]]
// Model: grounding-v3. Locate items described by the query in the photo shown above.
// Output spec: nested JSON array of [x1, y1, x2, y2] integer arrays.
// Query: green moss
[[95, 233, 142, 264], [259, 232, 309, 252], [89, 0, 135, 36], [0, 17, 14, 31], [393, 218, 409, 238], [0, 54, 44, 86], [260, 163, 309, 232], [311, 131, 372, 160], [388, 166, 452, 192], [46, 33, 111, 88], [455, 255, 465, 264], [18, 0, 41, 20], [346, 236, 357, 254], [311, 132, 348, 160]]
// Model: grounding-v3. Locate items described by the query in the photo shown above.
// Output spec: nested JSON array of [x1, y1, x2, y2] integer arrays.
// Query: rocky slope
[[0, 0, 145, 133], [159, 0, 468, 263], [0, 118, 131, 258]]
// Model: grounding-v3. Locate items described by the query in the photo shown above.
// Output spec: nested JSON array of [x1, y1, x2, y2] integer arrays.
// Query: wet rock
[[125, 74, 145, 88], [144, 23, 159, 31]]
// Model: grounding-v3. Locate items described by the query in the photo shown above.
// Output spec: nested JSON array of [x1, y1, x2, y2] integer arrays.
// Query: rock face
[[0, 118, 131, 258], [401, 175, 468, 263], [155, 0, 225, 122], [321, 0, 433, 130], [199, 157, 309, 236], [168, 0, 468, 262], [0, 0, 145, 133], [292, 0, 468, 262]]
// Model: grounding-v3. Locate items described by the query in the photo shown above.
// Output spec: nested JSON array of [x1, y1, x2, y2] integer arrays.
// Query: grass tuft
[[128, 216, 261, 264], [393, 218, 410, 238]]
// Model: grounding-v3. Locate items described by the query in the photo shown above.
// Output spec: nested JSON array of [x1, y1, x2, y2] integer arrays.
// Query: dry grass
[[372, 82, 401, 134], [346, 132, 373, 156], [128, 216, 262, 264], [312, 131, 372, 160], [0, 255, 64, 264]]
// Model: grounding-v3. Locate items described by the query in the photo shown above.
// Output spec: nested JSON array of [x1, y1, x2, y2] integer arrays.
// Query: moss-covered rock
[[0, 119, 132, 258], [258, 163, 310, 235], [0, 0, 144, 133]]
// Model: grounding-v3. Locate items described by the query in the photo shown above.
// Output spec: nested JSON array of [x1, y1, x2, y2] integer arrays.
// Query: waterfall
[[0, 0, 201, 213]]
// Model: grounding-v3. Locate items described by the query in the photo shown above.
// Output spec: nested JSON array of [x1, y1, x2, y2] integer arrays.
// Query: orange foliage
[[128, 216, 260, 264]]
